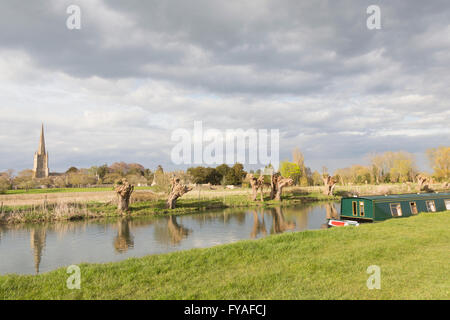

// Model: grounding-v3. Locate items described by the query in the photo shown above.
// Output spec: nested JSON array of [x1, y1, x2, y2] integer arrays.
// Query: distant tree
[[89, 164, 109, 179], [97, 164, 109, 178], [0, 176, 10, 194], [292, 147, 308, 185], [53, 176, 67, 188], [103, 172, 123, 184], [311, 171, 323, 186], [216, 164, 231, 178], [109, 162, 129, 176], [368, 151, 417, 183], [68, 172, 96, 187], [13, 170, 38, 190], [388, 152, 416, 183], [37, 177, 52, 187], [128, 163, 145, 176], [390, 158, 415, 183], [225, 163, 246, 185], [427, 146, 450, 181], [66, 167, 79, 174], [187, 166, 221, 184], [280, 161, 301, 185], [126, 174, 148, 186]]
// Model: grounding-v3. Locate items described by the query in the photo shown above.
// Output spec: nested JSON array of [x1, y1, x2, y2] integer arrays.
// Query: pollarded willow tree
[[416, 174, 434, 193], [114, 178, 134, 213], [247, 173, 265, 201], [322, 174, 337, 196], [269, 173, 294, 201], [167, 177, 193, 209]]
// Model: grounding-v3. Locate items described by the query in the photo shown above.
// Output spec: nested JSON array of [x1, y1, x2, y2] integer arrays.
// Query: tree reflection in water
[[113, 218, 135, 253], [321, 202, 339, 229], [0, 202, 341, 274], [167, 215, 191, 245], [270, 207, 296, 234], [250, 210, 267, 239]]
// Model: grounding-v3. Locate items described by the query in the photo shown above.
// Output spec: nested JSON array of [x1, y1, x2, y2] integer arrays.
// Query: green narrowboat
[[340, 192, 450, 222]]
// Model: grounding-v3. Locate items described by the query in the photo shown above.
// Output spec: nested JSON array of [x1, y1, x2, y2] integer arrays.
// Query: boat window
[[426, 200, 436, 212], [445, 200, 450, 210], [352, 201, 357, 216], [390, 203, 402, 217], [359, 201, 365, 216], [410, 202, 418, 215]]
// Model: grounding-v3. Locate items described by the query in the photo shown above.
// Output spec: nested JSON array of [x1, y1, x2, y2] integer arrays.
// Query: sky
[[0, 0, 449, 174]]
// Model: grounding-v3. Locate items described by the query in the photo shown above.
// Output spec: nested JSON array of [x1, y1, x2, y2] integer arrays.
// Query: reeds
[[0, 201, 101, 224]]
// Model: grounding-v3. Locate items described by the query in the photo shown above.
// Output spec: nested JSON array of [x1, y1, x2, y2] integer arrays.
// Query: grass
[[0, 191, 338, 224], [0, 211, 448, 299], [4, 186, 154, 195]]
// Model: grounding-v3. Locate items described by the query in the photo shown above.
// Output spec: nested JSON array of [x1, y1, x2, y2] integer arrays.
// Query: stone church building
[[32, 124, 49, 179]]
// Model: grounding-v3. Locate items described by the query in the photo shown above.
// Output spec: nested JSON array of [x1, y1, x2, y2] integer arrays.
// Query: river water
[[0, 202, 340, 275]]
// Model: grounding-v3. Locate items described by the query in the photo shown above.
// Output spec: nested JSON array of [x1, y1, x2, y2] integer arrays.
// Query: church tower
[[33, 124, 49, 179]]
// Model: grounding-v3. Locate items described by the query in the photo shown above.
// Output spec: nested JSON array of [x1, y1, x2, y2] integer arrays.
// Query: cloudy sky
[[0, 0, 449, 173]]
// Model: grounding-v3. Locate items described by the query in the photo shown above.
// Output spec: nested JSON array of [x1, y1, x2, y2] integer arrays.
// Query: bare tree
[[167, 177, 193, 209], [269, 173, 294, 201], [322, 174, 337, 196], [247, 174, 265, 201], [114, 178, 134, 212], [417, 174, 434, 193]]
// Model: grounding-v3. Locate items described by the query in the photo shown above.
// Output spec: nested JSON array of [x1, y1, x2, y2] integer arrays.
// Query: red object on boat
[[328, 219, 359, 227]]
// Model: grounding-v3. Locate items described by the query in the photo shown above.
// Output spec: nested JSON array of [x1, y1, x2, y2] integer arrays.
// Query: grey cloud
[[0, 0, 449, 173]]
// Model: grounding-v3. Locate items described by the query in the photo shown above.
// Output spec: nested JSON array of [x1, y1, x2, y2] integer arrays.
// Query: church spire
[[33, 123, 49, 179], [38, 123, 46, 155]]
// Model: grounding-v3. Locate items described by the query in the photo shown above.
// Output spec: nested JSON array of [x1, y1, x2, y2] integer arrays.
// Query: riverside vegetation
[[2, 180, 449, 224], [0, 211, 448, 299], [0, 188, 338, 224]]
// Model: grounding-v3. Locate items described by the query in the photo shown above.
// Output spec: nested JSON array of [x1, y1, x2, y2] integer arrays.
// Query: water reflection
[[167, 215, 191, 245], [30, 226, 46, 274], [270, 207, 296, 234], [0, 202, 340, 275], [113, 218, 135, 253], [250, 210, 267, 239], [321, 202, 339, 229]]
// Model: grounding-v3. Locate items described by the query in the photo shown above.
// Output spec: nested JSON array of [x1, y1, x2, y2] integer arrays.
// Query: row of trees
[[187, 163, 247, 186], [278, 147, 449, 187], [1, 146, 448, 193], [0, 162, 158, 192]]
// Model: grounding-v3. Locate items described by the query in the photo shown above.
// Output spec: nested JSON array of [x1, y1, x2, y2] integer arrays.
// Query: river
[[0, 202, 340, 275]]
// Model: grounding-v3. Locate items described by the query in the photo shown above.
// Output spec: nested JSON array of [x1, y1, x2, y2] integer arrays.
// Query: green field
[[1, 211, 448, 300], [4, 186, 154, 195]]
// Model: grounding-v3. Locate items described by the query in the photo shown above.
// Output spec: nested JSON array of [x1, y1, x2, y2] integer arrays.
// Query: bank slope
[[1, 212, 449, 299]]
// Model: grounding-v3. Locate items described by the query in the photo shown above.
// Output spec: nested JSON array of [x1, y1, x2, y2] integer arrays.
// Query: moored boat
[[340, 192, 450, 222]]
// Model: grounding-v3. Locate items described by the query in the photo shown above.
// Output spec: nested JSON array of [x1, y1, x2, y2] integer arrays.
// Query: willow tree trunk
[[274, 178, 294, 201], [248, 174, 265, 201], [323, 175, 337, 196], [114, 179, 134, 213], [167, 178, 193, 209], [270, 174, 279, 200], [417, 175, 433, 193]]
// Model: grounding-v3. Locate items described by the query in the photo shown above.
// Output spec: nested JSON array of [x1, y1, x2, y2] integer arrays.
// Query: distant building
[[32, 124, 49, 179]]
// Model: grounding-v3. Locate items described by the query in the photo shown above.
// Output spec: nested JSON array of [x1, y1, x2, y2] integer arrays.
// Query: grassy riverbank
[[0, 191, 338, 224], [1, 211, 448, 299]]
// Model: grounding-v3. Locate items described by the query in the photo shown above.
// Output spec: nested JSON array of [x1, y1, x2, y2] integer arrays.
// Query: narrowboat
[[340, 192, 450, 222]]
